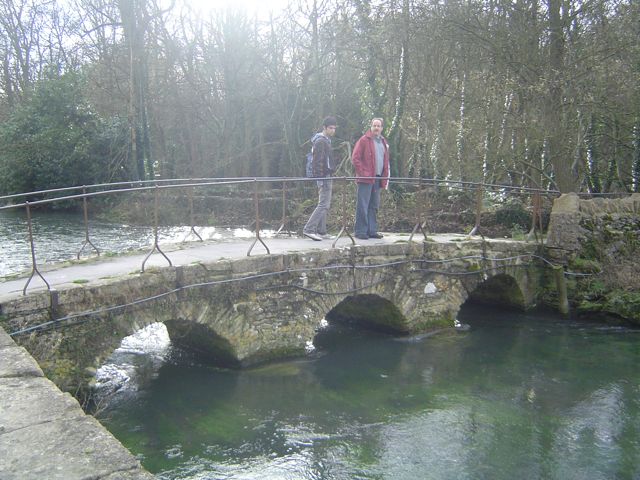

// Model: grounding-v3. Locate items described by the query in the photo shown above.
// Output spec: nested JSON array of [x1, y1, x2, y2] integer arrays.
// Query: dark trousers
[[354, 178, 381, 237]]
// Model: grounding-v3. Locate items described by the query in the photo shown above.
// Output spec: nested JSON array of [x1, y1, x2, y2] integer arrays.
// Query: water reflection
[[98, 306, 640, 479]]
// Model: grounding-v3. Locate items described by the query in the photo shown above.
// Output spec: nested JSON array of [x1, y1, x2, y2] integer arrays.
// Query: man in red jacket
[[351, 118, 390, 239]]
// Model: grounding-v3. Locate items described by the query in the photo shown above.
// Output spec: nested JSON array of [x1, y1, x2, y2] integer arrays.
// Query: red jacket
[[351, 130, 390, 188]]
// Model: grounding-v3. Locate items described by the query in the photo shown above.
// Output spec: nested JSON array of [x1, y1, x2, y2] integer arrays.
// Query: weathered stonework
[[0, 327, 153, 480], [545, 193, 640, 322], [1, 239, 543, 392], [546, 192, 640, 260]]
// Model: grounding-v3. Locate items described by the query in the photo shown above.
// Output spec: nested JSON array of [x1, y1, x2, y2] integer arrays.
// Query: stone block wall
[[546, 193, 640, 260], [544, 192, 640, 322]]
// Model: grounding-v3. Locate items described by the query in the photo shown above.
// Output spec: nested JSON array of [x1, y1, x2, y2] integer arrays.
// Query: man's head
[[370, 118, 383, 137], [322, 116, 337, 137]]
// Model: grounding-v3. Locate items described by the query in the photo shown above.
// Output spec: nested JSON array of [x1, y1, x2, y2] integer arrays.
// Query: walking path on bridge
[[0, 232, 476, 301]]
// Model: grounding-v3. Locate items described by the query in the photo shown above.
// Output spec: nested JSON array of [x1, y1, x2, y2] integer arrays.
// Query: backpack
[[305, 133, 322, 177], [305, 133, 330, 178], [305, 147, 314, 178]]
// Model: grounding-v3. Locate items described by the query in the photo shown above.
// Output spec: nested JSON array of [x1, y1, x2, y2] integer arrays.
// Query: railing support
[[409, 178, 428, 243], [527, 191, 543, 244], [332, 177, 355, 248], [22, 202, 51, 295], [275, 180, 291, 236], [182, 184, 203, 242], [467, 184, 483, 237], [141, 185, 173, 272], [247, 179, 270, 256], [77, 186, 100, 259]]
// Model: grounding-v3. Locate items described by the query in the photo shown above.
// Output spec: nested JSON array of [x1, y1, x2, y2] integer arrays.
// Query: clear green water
[[101, 305, 640, 479]]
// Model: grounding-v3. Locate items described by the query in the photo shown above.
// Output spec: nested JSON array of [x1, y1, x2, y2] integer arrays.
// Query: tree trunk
[[546, 0, 574, 192], [118, 0, 151, 180], [387, 0, 410, 178], [633, 120, 640, 192]]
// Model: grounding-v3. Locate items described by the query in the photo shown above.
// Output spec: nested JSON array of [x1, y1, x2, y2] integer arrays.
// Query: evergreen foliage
[[0, 72, 128, 195]]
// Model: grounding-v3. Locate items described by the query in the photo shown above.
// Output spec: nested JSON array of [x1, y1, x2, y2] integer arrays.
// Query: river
[[3, 210, 638, 478], [98, 304, 640, 480], [0, 209, 263, 277]]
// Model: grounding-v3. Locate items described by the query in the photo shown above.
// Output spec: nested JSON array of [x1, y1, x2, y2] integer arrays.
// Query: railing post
[[182, 183, 203, 242], [467, 183, 483, 237], [77, 186, 100, 259], [141, 185, 173, 272], [409, 178, 428, 242], [332, 177, 355, 248], [247, 178, 270, 256], [22, 202, 51, 295], [275, 180, 290, 236], [527, 191, 543, 244]]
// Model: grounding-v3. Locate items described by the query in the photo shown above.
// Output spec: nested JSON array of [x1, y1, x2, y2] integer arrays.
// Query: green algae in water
[[101, 305, 640, 479]]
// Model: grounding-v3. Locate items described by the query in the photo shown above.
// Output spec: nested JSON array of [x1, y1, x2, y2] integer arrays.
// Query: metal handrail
[[77, 187, 100, 259], [1, 175, 570, 212], [141, 185, 173, 272], [1, 175, 569, 296], [332, 177, 355, 247], [408, 178, 428, 242], [22, 203, 51, 295], [247, 179, 270, 256]]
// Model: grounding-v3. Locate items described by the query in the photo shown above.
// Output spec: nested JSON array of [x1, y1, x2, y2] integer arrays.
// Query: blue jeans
[[354, 179, 381, 237], [304, 180, 333, 235]]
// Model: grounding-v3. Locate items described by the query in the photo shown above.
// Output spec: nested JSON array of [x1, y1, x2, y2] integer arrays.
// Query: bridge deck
[[0, 232, 498, 302]]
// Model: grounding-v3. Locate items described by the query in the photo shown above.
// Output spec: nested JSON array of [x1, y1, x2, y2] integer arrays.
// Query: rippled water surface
[[100, 306, 640, 480], [0, 210, 261, 277]]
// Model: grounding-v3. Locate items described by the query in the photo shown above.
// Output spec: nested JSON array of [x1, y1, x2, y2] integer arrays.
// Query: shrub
[[0, 71, 129, 197], [494, 199, 530, 230]]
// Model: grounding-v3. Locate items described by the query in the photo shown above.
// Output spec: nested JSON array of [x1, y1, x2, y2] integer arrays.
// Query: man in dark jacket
[[303, 116, 337, 241], [351, 117, 390, 239]]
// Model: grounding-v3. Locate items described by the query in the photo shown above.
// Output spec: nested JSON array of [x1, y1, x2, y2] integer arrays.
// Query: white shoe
[[319, 233, 335, 240], [303, 232, 322, 241]]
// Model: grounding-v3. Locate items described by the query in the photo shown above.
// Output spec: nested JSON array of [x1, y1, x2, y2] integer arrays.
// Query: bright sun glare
[[181, 0, 290, 20]]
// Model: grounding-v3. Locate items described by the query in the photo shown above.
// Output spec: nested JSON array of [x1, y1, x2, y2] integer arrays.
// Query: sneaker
[[355, 234, 369, 240], [369, 233, 384, 239], [303, 232, 322, 241], [319, 233, 335, 240]]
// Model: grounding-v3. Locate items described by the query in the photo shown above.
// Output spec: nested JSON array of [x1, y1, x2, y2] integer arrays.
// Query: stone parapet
[[0, 327, 153, 480], [546, 193, 640, 260]]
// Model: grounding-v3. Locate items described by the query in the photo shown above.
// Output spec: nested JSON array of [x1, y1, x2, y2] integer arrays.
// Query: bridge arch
[[466, 273, 526, 309], [164, 319, 240, 367], [326, 294, 409, 334], [94, 263, 539, 374], [459, 263, 540, 311]]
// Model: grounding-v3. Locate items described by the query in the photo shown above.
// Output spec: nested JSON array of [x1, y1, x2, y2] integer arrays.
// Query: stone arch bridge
[[1, 237, 543, 391]]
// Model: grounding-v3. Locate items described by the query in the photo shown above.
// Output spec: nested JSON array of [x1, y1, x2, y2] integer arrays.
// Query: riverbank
[[545, 193, 640, 325], [0, 326, 153, 480]]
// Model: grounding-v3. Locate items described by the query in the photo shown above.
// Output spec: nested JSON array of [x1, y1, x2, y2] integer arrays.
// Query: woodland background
[[0, 0, 639, 196]]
